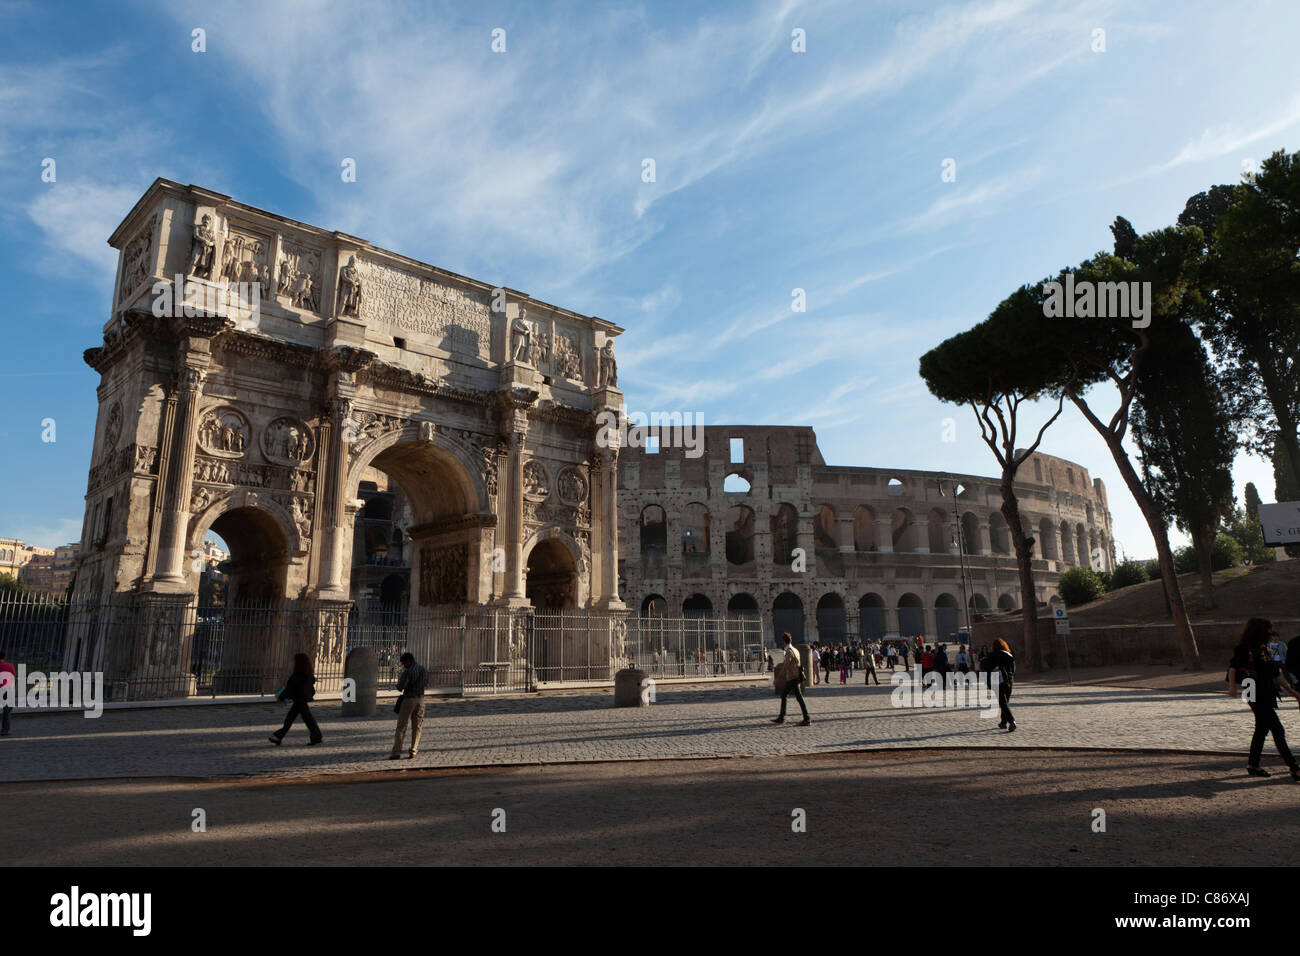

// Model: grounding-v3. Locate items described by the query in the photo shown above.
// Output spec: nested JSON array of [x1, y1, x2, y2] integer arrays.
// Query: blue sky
[[0, 0, 1295, 557]]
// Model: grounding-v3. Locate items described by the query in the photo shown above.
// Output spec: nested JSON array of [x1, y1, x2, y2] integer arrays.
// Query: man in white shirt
[[773, 633, 811, 725]]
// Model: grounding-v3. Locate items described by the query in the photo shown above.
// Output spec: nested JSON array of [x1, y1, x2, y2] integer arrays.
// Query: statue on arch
[[188, 214, 217, 279], [338, 255, 362, 316], [511, 306, 532, 364], [598, 340, 618, 388]]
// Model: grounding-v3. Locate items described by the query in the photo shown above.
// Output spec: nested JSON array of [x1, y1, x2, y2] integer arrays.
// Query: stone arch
[[997, 592, 1017, 611], [682, 593, 713, 616], [1038, 516, 1057, 560], [934, 592, 960, 640], [858, 592, 886, 640], [641, 592, 667, 616], [927, 507, 949, 554], [188, 488, 304, 560], [891, 508, 918, 552], [961, 511, 981, 555], [523, 530, 581, 609], [727, 592, 759, 616], [640, 505, 667, 554], [813, 505, 838, 550], [772, 591, 805, 643], [345, 422, 487, 522], [897, 592, 924, 638], [725, 504, 756, 565], [770, 503, 799, 564], [988, 511, 1010, 554], [853, 505, 876, 551], [816, 592, 847, 644], [681, 502, 710, 554]]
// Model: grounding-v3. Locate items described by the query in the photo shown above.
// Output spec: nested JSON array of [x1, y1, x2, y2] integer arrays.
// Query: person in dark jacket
[[987, 639, 1016, 731], [269, 653, 321, 745], [390, 652, 429, 759], [1229, 618, 1300, 780]]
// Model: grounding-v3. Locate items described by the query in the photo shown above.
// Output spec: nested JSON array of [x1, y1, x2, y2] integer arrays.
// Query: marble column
[[598, 447, 622, 607], [502, 429, 528, 604], [317, 395, 353, 596], [151, 362, 207, 586]]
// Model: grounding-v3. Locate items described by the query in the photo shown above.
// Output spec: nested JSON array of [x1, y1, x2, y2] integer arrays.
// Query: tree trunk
[[1070, 396, 1202, 669], [1001, 475, 1041, 671], [1192, 527, 1216, 609]]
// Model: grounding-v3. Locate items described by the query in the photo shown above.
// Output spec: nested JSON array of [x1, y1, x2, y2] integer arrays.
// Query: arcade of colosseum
[[618, 426, 1115, 645]]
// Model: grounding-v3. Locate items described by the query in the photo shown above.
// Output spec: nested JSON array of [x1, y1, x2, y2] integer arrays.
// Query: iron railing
[[0, 591, 762, 703]]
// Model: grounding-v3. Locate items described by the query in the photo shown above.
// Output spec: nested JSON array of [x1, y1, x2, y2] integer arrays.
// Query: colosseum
[[618, 425, 1115, 644]]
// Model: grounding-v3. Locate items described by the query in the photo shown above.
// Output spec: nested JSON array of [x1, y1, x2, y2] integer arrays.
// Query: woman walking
[[987, 639, 1016, 732], [1228, 618, 1300, 780], [269, 653, 322, 746]]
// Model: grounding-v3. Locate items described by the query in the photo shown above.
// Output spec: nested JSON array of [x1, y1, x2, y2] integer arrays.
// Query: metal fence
[[0, 591, 763, 703]]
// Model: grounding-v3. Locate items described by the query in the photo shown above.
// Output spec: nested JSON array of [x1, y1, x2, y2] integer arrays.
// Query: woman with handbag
[[269, 653, 322, 746]]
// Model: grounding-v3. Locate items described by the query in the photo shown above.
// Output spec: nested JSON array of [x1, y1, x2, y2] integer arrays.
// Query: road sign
[[1053, 606, 1068, 620], [1258, 501, 1300, 546], [1055, 619, 1070, 636]]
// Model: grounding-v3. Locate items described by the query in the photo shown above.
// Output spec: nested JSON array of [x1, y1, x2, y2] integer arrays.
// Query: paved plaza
[[1, 677, 1288, 783]]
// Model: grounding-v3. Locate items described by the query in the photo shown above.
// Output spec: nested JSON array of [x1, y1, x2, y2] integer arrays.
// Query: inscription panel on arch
[[356, 259, 495, 358]]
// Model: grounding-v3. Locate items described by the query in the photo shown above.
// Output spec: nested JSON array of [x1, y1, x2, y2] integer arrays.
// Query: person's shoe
[[998, 721, 1006, 729], [408, 752, 417, 759], [268, 734, 283, 745], [1247, 766, 1269, 777], [388, 753, 402, 760], [309, 738, 323, 746], [799, 717, 812, 726], [1290, 766, 1300, 782], [1006, 723, 1017, 732], [771, 717, 785, 724]]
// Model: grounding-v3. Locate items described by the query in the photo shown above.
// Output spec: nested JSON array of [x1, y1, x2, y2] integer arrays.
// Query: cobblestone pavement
[[3, 676, 1291, 783], [4, 751, 1297, 866]]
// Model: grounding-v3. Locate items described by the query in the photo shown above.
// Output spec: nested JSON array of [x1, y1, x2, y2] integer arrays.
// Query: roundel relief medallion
[[198, 407, 251, 458], [556, 466, 588, 506], [523, 460, 550, 500], [261, 417, 315, 466]]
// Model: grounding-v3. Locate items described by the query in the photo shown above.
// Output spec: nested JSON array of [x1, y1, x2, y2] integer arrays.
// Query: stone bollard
[[341, 647, 378, 716], [615, 667, 648, 707]]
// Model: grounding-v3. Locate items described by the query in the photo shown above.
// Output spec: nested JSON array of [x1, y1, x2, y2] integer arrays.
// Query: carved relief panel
[[198, 407, 251, 457], [219, 225, 273, 299], [277, 240, 323, 313], [419, 542, 469, 606], [261, 417, 315, 467]]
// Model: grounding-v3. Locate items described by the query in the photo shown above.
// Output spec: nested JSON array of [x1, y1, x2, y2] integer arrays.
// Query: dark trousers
[[276, 700, 322, 742], [1, 705, 11, 735], [1248, 702, 1296, 768], [779, 679, 809, 721], [864, 663, 878, 685], [998, 682, 1014, 726]]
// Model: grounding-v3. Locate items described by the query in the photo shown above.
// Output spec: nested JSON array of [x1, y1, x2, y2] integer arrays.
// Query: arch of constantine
[[619, 426, 1115, 645], [75, 180, 625, 693]]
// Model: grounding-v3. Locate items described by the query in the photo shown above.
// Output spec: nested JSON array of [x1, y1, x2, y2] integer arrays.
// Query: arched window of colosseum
[[997, 593, 1017, 611], [853, 506, 876, 551], [640, 506, 667, 554], [927, 507, 948, 553], [887, 477, 905, 496], [683, 593, 712, 616], [968, 593, 989, 613], [891, 508, 918, 552], [727, 593, 759, 616], [961, 512, 981, 555], [723, 472, 751, 493], [934, 593, 960, 641], [640, 593, 666, 616], [859, 593, 886, 640], [897, 593, 924, 638], [681, 503, 710, 554], [1038, 517, 1057, 560], [814, 505, 837, 551], [816, 593, 846, 644], [770, 503, 799, 565], [1059, 520, 1075, 564], [773, 592, 805, 642], [725, 505, 755, 565], [988, 512, 1010, 554]]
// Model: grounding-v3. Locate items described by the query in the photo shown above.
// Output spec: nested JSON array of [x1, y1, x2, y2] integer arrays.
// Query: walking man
[[390, 652, 428, 760], [772, 633, 811, 726]]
